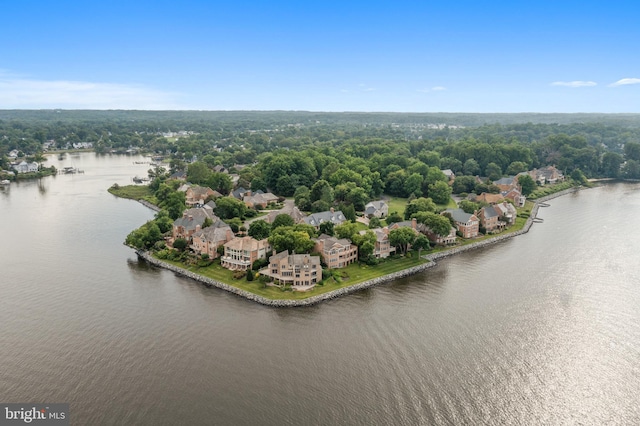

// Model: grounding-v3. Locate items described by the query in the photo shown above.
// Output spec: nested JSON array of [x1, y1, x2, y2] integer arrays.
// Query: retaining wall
[[136, 186, 582, 307]]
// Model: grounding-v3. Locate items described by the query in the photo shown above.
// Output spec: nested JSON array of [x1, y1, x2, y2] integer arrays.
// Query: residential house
[[212, 165, 227, 174], [169, 170, 187, 180], [12, 161, 39, 174], [527, 166, 565, 185], [231, 186, 250, 200], [185, 185, 217, 206], [243, 191, 279, 209], [313, 234, 358, 269], [441, 169, 456, 182], [260, 250, 322, 289], [8, 150, 19, 159], [425, 226, 457, 246], [266, 203, 306, 224], [493, 201, 518, 226], [502, 188, 526, 207], [303, 209, 347, 229], [362, 227, 396, 259], [220, 236, 271, 270], [478, 205, 501, 233], [171, 208, 217, 242], [389, 218, 423, 234], [190, 220, 235, 259], [364, 200, 388, 218], [493, 176, 520, 193], [444, 208, 479, 239], [475, 192, 505, 204]]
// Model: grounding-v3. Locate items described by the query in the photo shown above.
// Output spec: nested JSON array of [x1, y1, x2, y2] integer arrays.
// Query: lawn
[[156, 254, 429, 300], [385, 196, 408, 217], [108, 184, 153, 200]]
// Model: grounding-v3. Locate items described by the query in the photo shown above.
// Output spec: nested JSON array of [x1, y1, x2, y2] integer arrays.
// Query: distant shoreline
[[135, 186, 582, 307]]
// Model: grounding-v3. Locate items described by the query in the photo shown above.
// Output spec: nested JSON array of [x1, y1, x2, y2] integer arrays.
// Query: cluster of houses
[[162, 165, 564, 291]]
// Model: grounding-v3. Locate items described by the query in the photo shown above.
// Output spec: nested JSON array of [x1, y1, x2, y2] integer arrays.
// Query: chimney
[[196, 225, 201, 232], [383, 226, 389, 235], [183, 212, 187, 218], [411, 218, 417, 229], [330, 207, 334, 213], [188, 215, 193, 220]]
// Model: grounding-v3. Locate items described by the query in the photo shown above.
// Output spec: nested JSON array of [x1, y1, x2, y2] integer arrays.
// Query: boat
[[132, 176, 150, 184], [0, 179, 10, 185]]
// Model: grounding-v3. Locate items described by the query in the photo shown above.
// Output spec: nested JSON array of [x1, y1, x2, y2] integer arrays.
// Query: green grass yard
[[156, 254, 429, 300]]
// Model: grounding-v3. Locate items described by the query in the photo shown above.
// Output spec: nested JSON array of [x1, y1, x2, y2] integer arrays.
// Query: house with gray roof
[[364, 200, 388, 218], [444, 208, 479, 239], [191, 220, 235, 260], [303, 209, 347, 229], [260, 250, 322, 289], [171, 207, 217, 243]]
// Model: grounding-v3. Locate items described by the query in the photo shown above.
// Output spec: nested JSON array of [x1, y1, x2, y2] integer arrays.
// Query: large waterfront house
[[303, 209, 347, 229], [493, 201, 518, 226], [424, 225, 457, 246], [478, 205, 502, 233], [313, 234, 358, 269], [171, 208, 216, 242], [364, 200, 388, 218], [190, 220, 235, 259], [220, 236, 271, 270], [260, 250, 322, 289], [444, 208, 479, 239], [183, 185, 218, 207], [12, 161, 39, 174], [363, 227, 396, 259]]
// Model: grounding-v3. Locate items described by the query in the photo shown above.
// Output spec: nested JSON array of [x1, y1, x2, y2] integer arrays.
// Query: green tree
[[334, 222, 358, 240], [389, 227, 416, 255], [172, 238, 188, 251], [271, 214, 294, 230], [414, 211, 452, 237], [452, 176, 477, 194], [246, 269, 255, 281], [268, 228, 315, 254], [248, 220, 271, 240], [319, 221, 334, 236], [187, 161, 212, 185], [404, 173, 424, 197], [428, 181, 453, 205], [412, 234, 430, 258], [517, 174, 536, 196], [506, 161, 529, 175], [463, 159, 480, 176], [458, 200, 480, 214], [368, 217, 381, 229], [485, 162, 502, 181], [405, 197, 437, 220], [214, 197, 247, 220]]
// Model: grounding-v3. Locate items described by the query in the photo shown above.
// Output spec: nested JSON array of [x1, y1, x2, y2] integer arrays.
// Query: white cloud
[[550, 81, 597, 88], [609, 78, 640, 87], [0, 74, 181, 109]]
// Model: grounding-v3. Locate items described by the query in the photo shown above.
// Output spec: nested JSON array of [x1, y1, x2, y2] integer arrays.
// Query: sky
[[1, 0, 639, 112]]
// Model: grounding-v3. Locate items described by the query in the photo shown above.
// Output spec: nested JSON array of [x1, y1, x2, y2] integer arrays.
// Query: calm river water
[[1, 153, 639, 425]]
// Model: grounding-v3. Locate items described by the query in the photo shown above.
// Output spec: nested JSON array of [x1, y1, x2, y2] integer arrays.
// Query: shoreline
[[135, 186, 582, 307]]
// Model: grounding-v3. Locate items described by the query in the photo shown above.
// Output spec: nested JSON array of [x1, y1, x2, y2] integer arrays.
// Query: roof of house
[[269, 250, 321, 267], [224, 235, 269, 251], [192, 219, 233, 244], [244, 192, 279, 206], [304, 210, 346, 227], [364, 200, 387, 215], [362, 227, 389, 242], [314, 234, 353, 250], [476, 192, 505, 204], [266, 204, 307, 224], [232, 186, 248, 199], [445, 208, 477, 224], [173, 208, 216, 231], [482, 205, 499, 219], [441, 169, 455, 178], [493, 176, 517, 186]]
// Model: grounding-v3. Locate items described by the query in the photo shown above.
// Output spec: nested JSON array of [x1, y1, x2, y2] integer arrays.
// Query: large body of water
[[1, 153, 639, 425]]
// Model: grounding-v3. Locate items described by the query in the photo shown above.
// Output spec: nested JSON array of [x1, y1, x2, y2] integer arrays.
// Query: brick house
[[363, 227, 396, 259], [260, 251, 322, 289], [444, 208, 479, 239], [220, 236, 271, 270], [190, 221, 235, 259], [313, 234, 358, 269]]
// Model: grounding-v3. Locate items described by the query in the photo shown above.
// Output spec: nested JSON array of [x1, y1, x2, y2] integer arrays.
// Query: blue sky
[[1, 0, 639, 112]]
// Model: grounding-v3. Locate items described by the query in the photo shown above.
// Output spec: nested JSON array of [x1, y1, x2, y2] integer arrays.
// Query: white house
[[12, 161, 39, 174]]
